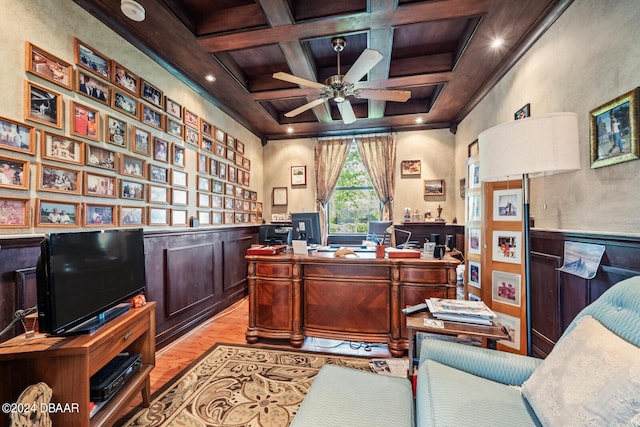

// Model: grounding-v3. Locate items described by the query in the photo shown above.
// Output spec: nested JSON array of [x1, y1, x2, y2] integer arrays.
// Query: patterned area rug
[[120, 344, 374, 427]]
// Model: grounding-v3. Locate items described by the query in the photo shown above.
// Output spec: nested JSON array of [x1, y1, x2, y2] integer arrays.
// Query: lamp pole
[[523, 174, 532, 356]]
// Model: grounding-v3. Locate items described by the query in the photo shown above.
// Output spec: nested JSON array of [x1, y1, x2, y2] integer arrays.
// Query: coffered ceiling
[[74, 0, 572, 142]]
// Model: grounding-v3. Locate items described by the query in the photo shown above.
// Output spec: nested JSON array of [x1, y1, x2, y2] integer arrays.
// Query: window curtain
[[314, 137, 351, 245], [355, 133, 396, 221]]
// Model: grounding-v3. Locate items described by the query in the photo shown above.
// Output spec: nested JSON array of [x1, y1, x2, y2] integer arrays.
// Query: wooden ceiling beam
[[257, 0, 294, 27], [196, 4, 267, 36]]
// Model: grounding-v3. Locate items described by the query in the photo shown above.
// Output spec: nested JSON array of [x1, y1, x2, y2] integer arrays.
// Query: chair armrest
[[418, 338, 542, 386]]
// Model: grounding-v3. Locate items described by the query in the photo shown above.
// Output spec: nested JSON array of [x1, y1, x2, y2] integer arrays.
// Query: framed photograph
[[197, 192, 210, 208], [185, 127, 199, 146], [212, 211, 223, 225], [242, 157, 251, 171], [214, 142, 226, 158], [210, 158, 218, 176], [165, 97, 182, 119], [491, 189, 522, 221], [424, 179, 445, 197], [70, 101, 100, 141], [589, 88, 639, 169], [272, 187, 287, 206], [0, 116, 35, 155], [171, 169, 187, 187], [401, 160, 421, 177], [198, 210, 211, 225], [224, 212, 234, 224], [141, 79, 163, 108], [183, 108, 198, 129], [149, 164, 168, 183], [166, 116, 184, 139], [41, 131, 83, 165], [120, 154, 146, 178], [171, 188, 188, 206], [84, 203, 116, 227], [112, 61, 139, 96], [37, 163, 81, 194], [171, 209, 188, 226], [242, 170, 250, 187], [86, 144, 116, 171], [112, 89, 138, 119], [467, 194, 481, 222], [492, 230, 522, 264], [226, 148, 236, 163], [235, 212, 244, 223], [467, 228, 481, 255], [214, 127, 225, 143], [225, 182, 234, 196], [212, 180, 223, 194], [227, 134, 235, 148], [201, 135, 213, 153], [131, 126, 151, 156], [197, 175, 210, 192], [198, 153, 209, 174], [468, 140, 479, 158], [105, 115, 127, 147], [76, 70, 109, 105], [84, 171, 116, 198], [120, 206, 145, 226], [0, 155, 29, 190], [235, 186, 244, 199], [468, 162, 480, 189], [148, 207, 169, 226], [224, 196, 234, 210], [26, 42, 73, 90], [514, 103, 530, 120], [0, 197, 30, 228], [148, 184, 169, 204], [121, 179, 146, 200], [228, 165, 236, 183], [459, 178, 466, 198], [211, 194, 223, 209], [492, 271, 521, 307], [35, 199, 80, 227], [200, 119, 213, 136], [236, 140, 245, 154], [25, 81, 62, 129], [290, 165, 307, 186], [153, 137, 169, 163], [172, 144, 185, 168], [468, 261, 481, 288], [74, 38, 110, 80], [495, 312, 521, 351], [141, 104, 163, 130]]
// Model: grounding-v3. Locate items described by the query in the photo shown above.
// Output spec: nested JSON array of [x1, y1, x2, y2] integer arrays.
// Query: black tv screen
[[37, 228, 146, 335]]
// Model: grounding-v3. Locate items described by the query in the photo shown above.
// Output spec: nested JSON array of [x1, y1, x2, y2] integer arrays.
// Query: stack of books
[[426, 298, 497, 325]]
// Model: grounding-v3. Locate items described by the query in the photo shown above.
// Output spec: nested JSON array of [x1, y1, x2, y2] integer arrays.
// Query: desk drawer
[[400, 267, 447, 283], [255, 262, 293, 278], [305, 263, 388, 280]]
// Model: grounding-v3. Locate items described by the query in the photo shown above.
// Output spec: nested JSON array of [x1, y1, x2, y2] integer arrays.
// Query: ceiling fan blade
[[337, 100, 357, 124], [355, 88, 411, 102], [284, 98, 327, 117], [343, 49, 383, 84], [273, 72, 326, 90]]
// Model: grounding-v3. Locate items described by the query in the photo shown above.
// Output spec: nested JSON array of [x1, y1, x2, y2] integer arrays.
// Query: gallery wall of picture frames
[[0, 39, 263, 229]]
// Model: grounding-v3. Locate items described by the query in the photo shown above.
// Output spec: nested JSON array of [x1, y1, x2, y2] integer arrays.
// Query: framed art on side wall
[[0, 155, 29, 190], [0, 116, 35, 155], [0, 197, 30, 228], [290, 166, 307, 186], [26, 42, 73, 90], [25, 81, 62, 129], [492, 230, 522, 264], [36, 199, 80, 227]]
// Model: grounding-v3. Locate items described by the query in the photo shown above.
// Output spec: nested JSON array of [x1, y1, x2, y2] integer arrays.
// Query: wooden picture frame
[[212, 211, 223, 225], [198, 153, 209, 174], [166, 116, 184, 139], [0, 197, 30, 228], [0, 155, 29, 190], [121, 179, 146, 200], [224, 196, 234, 210], [171, 209, 188, 226], [424, 179, 445, 197], [290, 165, 306, 186], [171, 143, 185, 168], [224, 211, 234, 224], [149, 164, 168, 183], [228, 165, 236, 183], [131, 126, 151, 156], [214, 142, 226, 159], [41, 131, 83, 165], [589, 88, 639, 169], [148, 206, 169, 226], [26, 42, 73, 90], [112, 89, 139, 119], [185, 127, 199, 146], [74, 38, 110, 80], [105, 115, 127, 147], [197, 175, 210, 192], [210, 158, 218, 177], [37, 163, 81, 194], [514, 103, 531, 120], [84, 203, 116, 227], [25, 81, 62, 129], [141, 79, 163, 108], [86, 144, 117, 171], [171, 188, 188, 206], [0, 116, 35, 155], [70, 101, 100, 141], [226, 134, 235, 148], [76, 70, 110, 105], [211, 194, 223, 209], [83, 171, 116, 198], [201, 135, 213, 152], [120, 206, 146, 226], [272, 187, 288, 206], [200, 118, 213, 136], [218, 162, 227, 180], [198, 210, 211, 225], [183, 108, 198, 129], [153, 137, 169, 163], [214, 127, 225, 144], [35, 199, 80, 227], [401, 160, 421, 177], [120, 154, 146, 179], [493, 189, 523, 221], [148, 184, 170, 204], [212, 180, 223, 194], [197, 192, 210, 208], [225, 182, 234, 196], [468, 228, 481, 255], [165, 97, 182, 119], [235, 140, 245, 154], [141, 104, 163, 131], [112, 61, 139, 96], [171, 169, 187, 188]]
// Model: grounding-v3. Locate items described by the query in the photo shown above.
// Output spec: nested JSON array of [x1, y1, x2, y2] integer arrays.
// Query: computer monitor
[[259, 224, 292, 245], [291, 212, 322, 245]]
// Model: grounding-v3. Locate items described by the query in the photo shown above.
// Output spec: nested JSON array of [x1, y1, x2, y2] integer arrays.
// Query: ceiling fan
[[273, 37, 411, 124]]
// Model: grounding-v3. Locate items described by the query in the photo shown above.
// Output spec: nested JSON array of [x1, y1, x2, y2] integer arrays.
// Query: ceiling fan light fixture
[[121, 0, 145, 22], [334, 90, 346, 103]]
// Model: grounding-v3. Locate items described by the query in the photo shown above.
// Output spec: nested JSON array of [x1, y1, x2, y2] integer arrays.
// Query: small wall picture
[[76, 70, 109, 105], [198, 211, 211, 225], [148, 207, 169, 226], [25, 81, 62, 129], [492, 271, 521, 307], [492, 230, 522, 264], [401, 160, 421, 177], [468, 261, 481, 288], [132, 126, 151, 156], [0, 116, 35, 155], [41, 131, 84, 165], [36, 199, 80, 227], [121, 179, 145, 200], [171, 209, 187, 226], [495, 312, 520, 351], [120, 154, 146, 178], [106, 115, 127, 147], [75, 38, 110, 79], [171, 188, 188, 206], [514, 103, 530, 120], [171, 169, 188, 187], [493, 189, 522, 221], [37, 163, 80, 194], [149, 164, 168, 183], [467, 194, 481, 222], [467, 162, 480, 189], [172, 144, 185, 168], [166, 116, 184, 139], [26, 42, 73, 90], [185, 127, 199, 146], [148, 185, 169, 204], [70, 101, 100, 141], [184, 109, 198, 129], [200, 119, 213, 136], [153, 138, 169, 163], [215, 127, 225, 143], [468, 228, 481, 254], [0, 197, 30, 228], [120, 206, 145, 226], [86, 145, 116, 171], [424, 179, 445, 197], [112, 90, 138, 119], [290, 165, 307, 186], [83, 171, 116, 198], [141, 104, 163, 131], [84, 203, 115, 226], [197, 192, 210, 208], [0, 156, 29, 190], [165, 97, 182, 119], [112, 61, 139, 96], [141, 79, 163, 108]]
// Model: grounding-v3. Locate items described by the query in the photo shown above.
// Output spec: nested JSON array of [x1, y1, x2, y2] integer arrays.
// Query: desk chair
[[367, 221, 392, 246]]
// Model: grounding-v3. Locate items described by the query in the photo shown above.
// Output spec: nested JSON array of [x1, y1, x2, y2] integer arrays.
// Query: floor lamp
[[478, 112, 580, 355]]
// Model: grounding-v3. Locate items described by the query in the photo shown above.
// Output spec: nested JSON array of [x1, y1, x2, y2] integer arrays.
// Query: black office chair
[[368, 221, 393, 246]]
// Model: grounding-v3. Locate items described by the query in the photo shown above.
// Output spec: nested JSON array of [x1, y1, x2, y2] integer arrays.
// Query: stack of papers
[[426, 298, 496, 326]]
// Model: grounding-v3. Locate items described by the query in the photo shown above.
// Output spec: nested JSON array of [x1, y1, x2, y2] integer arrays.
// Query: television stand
[[64, 304, 130, 335]]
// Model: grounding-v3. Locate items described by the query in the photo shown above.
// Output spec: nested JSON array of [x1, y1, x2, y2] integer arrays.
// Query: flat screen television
[[291, 212, 322, 245], [259, 224, 292, 245], [36, 228, 146, 336]]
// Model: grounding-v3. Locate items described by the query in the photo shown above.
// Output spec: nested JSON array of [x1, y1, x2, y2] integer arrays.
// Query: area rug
[[120, 343, 374, 427]]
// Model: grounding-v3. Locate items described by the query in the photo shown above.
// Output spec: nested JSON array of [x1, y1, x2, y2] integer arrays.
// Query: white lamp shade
[[478, 112, 580, 181]]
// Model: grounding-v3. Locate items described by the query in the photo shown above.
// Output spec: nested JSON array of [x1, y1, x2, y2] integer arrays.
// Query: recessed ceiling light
[[415, 117, 423, 124], [287, 127, 294, 133], [121, 0, 145, 22], [490, 37, 504, 49], [205, 74, 216, 82]]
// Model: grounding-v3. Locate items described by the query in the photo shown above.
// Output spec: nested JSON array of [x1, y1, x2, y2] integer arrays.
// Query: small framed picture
[[235, 186, 243, 199], [166, 116, 184, 139], [214, 142, 226, 158], [141, 104, 163, 130], [495, 312, 521, 351], [41, 131, 84, 165], [492, 271, 521, 307], [172, 144, 185, 168], [225, 182, 234, 196], [198, 153, 209, 174], [121, 179, 146, 200], [224, 196, 234, 210], [200, 119, 213, 136], [74, 38, 110, 80], [197, 192, 210, 208], [25, 81, 62, 129], [493, 189, 522, 221], [514, 103, 531, 120], [153, 137, 169, 163], [290, 165, 307, 186], [492, 230, 522, 264], [210, 158, 218, 176], [149, 164, 168, 183], [212, 211, 223, 225], [171, 209, 188, 226], [235, 140, 245, 154], [171, 188, 188, 206], [37, 163, 81, 194], [212, 180, 223, 194], [201, 135, 213, 152], [120, 206, 145, 226], [227, 134, 235, 148], [467, 162, 480, 189], [35, 199, 80, 227], [148, 206, 169, 226], [424, 179, 445, 197], [70, 101, 100, 141], [218, 163, 227, 181], [120, 154, 146, 178], [131, 126, 151, 156], [198, 211, 211, 225], [76, 70, 110, 105], [84, 203, 116, 227], [105, 115, 127, 147], [242, 157, 251, 171], [112, 89, 138, 119], [0, 197, 30, 228], [26, 42, 73, 90], [183, 108, 198, 129], [185, 127, 199, 146], [467, 228, 481, 255], [0, 155, 29, 190], [401, 160, 421, 177], [165, 97, 182, 119], [272, 187, 288, 206], [197, 175, 210, 192], [112, 61, 139, 96], [468, 261, 481, 288], [86, 144, 117, 171], [228, 165, 236, 183], [224, 212, 234, 224], [141, 79, 163, 108], [211, 194, 223, 209], [0, 116, 35, 155], [148, 184, 170, 204], [468, 194, 481, 222], [214, 127, 225, 144], [84, 171, 116, 198], [171, 169, 187, 187], [226, 148, 235, 163]]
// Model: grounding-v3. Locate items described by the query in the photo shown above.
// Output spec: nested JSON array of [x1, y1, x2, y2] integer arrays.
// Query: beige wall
[[455, 0, 640, 234]]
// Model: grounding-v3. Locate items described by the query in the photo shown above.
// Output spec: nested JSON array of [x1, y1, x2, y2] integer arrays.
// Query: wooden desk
[[245, 251, 459, 357]]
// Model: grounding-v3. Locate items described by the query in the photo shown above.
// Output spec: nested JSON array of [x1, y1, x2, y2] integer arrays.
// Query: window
[[327, 141, 381, 234]]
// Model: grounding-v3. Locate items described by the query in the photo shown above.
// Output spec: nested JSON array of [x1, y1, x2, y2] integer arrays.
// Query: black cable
[[0, 306, 37, 338]]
